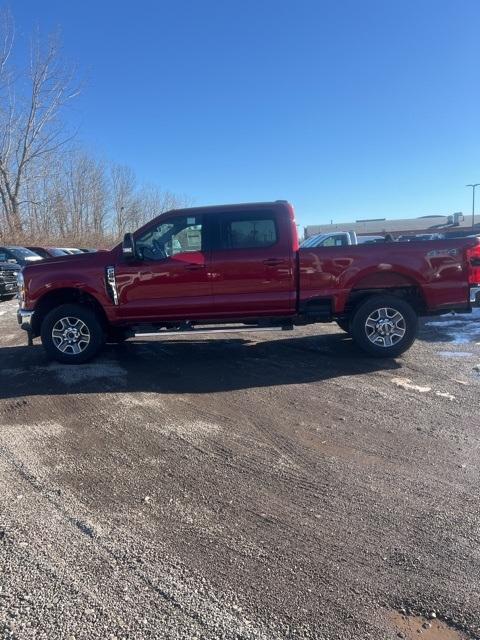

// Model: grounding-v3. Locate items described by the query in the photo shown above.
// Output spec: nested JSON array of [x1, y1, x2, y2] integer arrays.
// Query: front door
[[115, 213, 213, 321]]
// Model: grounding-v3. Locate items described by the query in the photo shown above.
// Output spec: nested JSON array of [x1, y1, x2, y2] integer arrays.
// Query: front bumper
[[17, 308, 34, 331], [0, 282, 17, 296], [470, 286, 480, 306]]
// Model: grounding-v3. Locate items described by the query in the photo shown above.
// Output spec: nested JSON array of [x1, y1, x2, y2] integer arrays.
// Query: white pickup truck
[[301, 231, 385, 248]]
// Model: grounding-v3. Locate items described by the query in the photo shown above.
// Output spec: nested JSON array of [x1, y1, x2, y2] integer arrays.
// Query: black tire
[[336, 319, 350, 333], [1, 294, 16, 301], [41, 303, 105, 364], [350, 294, 417, 357]]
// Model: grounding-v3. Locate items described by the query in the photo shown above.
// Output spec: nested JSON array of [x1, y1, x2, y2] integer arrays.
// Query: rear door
[[209, 208, 296, 317]]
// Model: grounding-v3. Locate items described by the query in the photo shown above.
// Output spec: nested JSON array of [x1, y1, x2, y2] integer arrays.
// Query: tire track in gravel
[[3, 304, 480, 638], [0, 426, 290, 640]]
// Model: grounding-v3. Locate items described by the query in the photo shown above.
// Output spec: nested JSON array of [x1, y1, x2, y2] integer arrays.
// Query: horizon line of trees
[[2, 147, 191, 247], [0, 8, 189, 248]]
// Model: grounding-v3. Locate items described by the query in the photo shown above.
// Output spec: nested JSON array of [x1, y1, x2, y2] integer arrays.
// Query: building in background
[[304, 212, 479, 239]]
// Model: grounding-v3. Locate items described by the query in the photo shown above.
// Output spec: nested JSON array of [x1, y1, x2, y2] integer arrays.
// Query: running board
[[133, 325, 293, 338]]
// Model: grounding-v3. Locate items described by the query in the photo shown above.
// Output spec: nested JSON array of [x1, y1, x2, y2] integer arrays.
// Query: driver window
[[136, 216, 203, 261]]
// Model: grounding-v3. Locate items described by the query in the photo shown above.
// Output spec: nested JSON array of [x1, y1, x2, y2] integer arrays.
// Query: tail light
[[16, 270, 25, 306], [466, 242, 480, 284]]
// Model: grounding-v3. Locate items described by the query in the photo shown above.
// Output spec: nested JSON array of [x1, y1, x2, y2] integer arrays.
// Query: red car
[[17, 201, 480, 363]]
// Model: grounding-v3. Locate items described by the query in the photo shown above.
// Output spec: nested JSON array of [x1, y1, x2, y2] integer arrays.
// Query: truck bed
[[299, 237, 479, 314]]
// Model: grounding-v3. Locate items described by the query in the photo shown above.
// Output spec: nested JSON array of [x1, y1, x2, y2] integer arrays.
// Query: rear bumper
[[470, 286, 480, 306], [17, 308, 34, 331]]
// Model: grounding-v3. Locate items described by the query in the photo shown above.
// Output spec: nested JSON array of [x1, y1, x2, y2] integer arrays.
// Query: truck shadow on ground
[[0, 333, 402, 400]]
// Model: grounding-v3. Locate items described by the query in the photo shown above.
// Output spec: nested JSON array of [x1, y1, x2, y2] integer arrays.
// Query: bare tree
[[0, 11, 79, 237], [135, 184, 191, 229], [111, 163, 140, 236], [0, 9, 190, 247]]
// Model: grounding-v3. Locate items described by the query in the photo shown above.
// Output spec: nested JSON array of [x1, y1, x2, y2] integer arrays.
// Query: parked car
[[0, 246, 43, 267], [357, 235, 386, 244], [301, 231, 385, 248], [413, 233, 445, 241], [26, 246, 68, 259], [397, 233, 445, 242], [58, 247, 84, 255], [16, 200, 480, 363], [0, 260, 21, 300], [79, 248, 98, 253]]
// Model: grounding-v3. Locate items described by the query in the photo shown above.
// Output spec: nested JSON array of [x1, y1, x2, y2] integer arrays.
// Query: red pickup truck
[[17, 201, 480, 364]]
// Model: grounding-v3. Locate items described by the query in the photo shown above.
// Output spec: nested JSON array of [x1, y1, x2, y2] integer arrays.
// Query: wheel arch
[[32, 288, 108, 337], [341, 271, 427, 318]]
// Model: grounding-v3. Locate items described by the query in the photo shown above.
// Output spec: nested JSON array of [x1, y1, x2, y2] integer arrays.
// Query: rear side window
[[321, 236, 348, 247], [220, 215, 277, 250]]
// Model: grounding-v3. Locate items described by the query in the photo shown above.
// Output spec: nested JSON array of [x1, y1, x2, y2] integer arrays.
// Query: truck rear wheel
[[350, 294, 417, 357], [41, 303, 105, 364]]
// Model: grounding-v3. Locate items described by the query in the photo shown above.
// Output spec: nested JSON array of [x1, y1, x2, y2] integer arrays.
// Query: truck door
[[115, 213, 213, 321], [209, 208, 296, 317]]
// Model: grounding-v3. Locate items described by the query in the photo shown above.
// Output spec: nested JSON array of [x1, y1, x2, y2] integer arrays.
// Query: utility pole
[[466, 183, 480, 228]]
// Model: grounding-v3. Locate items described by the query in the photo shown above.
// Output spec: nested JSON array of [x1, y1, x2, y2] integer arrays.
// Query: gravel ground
[[0, 298, 480, 639]]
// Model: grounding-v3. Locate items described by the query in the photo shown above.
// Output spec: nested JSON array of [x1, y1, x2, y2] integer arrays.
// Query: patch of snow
[[436, 351, 473, 358], [448, 308, 480, 320], [48, 362, 127, 385], [427, 320, 466, 328], [118, 394, 219, 444], [162, 419, 220, 443], [0, 361, 128, 385], [118, 392, 166, 411], [425, 308, 480, 344], [391, 377, 431, 393], [435, 391, 456, 401]]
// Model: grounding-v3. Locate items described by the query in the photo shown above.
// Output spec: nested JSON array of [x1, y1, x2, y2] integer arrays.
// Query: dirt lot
[[1, 298, 480, 639]]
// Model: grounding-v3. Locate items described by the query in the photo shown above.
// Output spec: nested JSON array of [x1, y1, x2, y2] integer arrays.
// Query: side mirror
[[122, 233, 137, 260]]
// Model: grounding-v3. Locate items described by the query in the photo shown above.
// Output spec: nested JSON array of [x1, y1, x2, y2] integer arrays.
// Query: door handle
[[185, 263, 206, 271], [263, 258, 285, 266]]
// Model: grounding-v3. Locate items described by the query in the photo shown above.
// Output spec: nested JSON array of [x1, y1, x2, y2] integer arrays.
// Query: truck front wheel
[[350, 295, 417, 357], [41, 303, 105, 364], [336, 319, 350, 333]]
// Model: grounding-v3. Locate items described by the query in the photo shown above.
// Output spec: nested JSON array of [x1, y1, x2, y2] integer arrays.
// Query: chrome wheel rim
[[364, 307, 406, 348], [52, 317, 91, 354]]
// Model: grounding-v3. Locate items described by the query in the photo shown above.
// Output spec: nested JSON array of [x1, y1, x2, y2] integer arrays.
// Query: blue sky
[[13, 0, 480, 227]]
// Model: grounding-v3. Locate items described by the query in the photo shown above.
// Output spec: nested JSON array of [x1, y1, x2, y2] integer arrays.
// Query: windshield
[[49, 248, 68, 256], [301, 234, 328, 247], [9, 247, 41, 258]]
